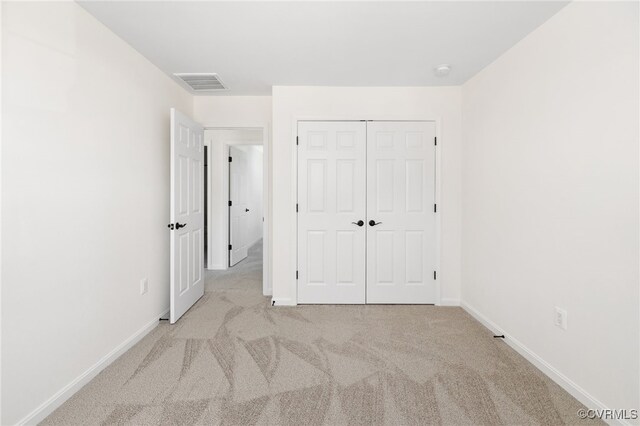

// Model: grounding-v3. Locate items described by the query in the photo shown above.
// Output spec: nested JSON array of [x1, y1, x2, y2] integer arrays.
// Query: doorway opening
[[203, 128, 269, 295]]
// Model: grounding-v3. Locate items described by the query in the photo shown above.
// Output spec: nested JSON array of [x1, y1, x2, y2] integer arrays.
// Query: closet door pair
[[297, 121, 436, 304]]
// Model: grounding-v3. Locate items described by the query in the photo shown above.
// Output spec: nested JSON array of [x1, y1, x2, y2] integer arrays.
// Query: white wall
[[272, 86, 462, 305], [461, 1, 639, 415], [205, 129, 263, 269], [193, 96, 272, 128], [1, 2, 193, 423]]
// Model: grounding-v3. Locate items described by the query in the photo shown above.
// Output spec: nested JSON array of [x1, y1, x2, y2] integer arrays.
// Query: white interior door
[[366, 121, 437, 303], [229, 146, 249, 266], [170, 108, 205, 323], [297, 121, 367, 304]]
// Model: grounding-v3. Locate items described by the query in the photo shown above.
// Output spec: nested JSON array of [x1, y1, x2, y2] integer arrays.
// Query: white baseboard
[[461, 302, 629, 426], [439, 298, 460, 306], [18, 308, 170, 426]]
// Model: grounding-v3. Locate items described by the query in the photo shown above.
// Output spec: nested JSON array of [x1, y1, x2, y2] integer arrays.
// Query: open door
[[229, 146, 250, 266], [170, 108, 204, 323]]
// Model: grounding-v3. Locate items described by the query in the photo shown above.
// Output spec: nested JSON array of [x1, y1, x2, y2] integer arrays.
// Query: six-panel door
[[170, 109, 205, 323], [366, 121, 436, 304], [297, 121, 437, 304], [297, 122, 367, 303]]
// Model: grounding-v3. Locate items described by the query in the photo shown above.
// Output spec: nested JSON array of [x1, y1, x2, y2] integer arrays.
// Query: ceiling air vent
[[174, 73, 227, 93]]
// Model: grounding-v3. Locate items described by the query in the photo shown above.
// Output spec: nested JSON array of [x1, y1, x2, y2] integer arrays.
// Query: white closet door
[[297, 121, 367, 304], [366, 121, 437, 304]]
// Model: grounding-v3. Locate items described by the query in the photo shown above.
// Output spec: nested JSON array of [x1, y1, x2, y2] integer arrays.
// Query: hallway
[[205, 240, 263, 293]]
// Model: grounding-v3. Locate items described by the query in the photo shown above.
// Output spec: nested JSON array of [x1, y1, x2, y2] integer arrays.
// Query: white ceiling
[[79, 1, 569, 95]]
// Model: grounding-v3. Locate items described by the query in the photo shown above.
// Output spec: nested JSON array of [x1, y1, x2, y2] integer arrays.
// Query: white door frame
[[291, 115, 442, 305], [204, 125, 272, 296]]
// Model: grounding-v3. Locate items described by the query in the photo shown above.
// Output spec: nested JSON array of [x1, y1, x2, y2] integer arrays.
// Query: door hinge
[[228, 156, 232, 162], [228, 244, 232, 250], [296, 136, 299, 146], [296, 203, 298, 213], [434, 136, 437, 146], [434, 271, 437, 280], [229, 200, 232, 207], [296, 270, 299, 279], [434, 204, 437, 213]]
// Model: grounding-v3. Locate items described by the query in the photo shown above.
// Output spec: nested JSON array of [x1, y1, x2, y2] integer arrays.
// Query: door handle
[[351, 220, 364, 227], [369, 220, 382, 226], [245, 208, 250, 212], [175, 222, 187, 229]]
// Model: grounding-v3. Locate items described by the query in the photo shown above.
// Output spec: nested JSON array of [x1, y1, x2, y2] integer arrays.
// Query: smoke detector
[[173, 73, 227, 93], [434, 64, 451, 77]]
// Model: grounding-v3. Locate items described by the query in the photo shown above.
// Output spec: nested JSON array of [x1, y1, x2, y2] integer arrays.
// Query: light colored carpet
[[43, 240, 597, 425], [204, 240, 263, 293]]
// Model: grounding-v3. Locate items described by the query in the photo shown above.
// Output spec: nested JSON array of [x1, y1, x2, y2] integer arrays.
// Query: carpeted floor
[[43, 240, 597, 425], [203, 240, 264, 293]]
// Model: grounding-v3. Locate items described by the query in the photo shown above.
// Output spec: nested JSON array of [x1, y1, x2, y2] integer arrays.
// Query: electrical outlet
[[140, 278, 148, 295], [554, 307, 567, 330]]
